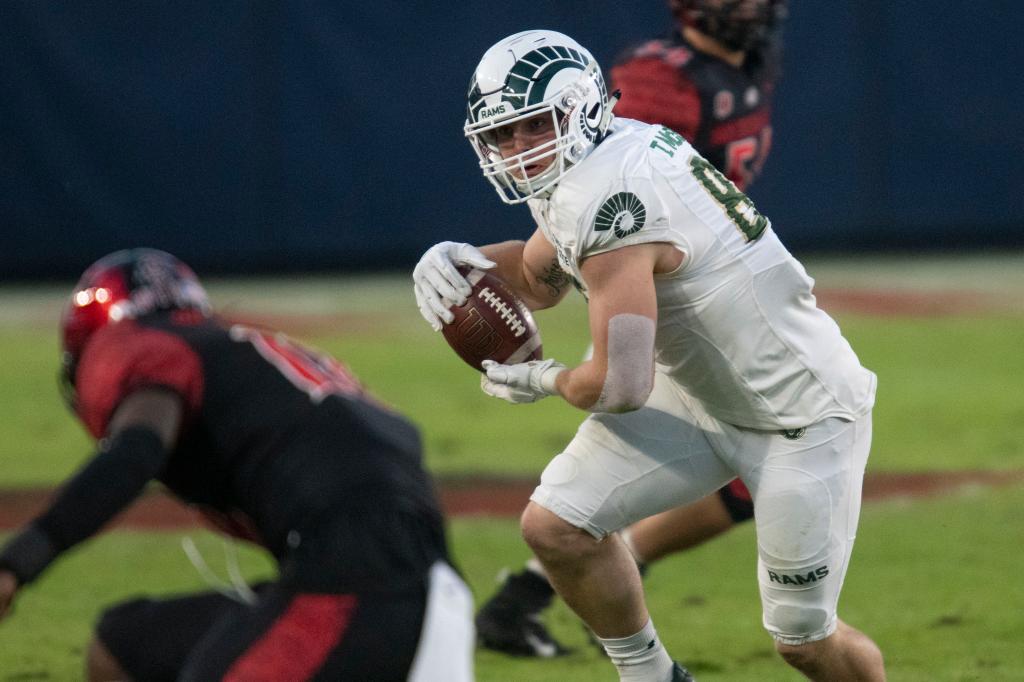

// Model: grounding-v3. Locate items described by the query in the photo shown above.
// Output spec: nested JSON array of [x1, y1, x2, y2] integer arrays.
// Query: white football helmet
[[465, 30, 617, 204]]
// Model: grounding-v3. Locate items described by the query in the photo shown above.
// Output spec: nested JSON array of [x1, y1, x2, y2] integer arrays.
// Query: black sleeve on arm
[[0, 525, 57, 586], [0, 426, 169, 585]]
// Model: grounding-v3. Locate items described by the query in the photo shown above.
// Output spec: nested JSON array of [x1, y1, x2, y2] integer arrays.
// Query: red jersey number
[[229, 325, 363, 403], [725, 125, 773, 192]]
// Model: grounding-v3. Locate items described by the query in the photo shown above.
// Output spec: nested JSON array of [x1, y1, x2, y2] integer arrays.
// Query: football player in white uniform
[[414, 29, 885, 682]]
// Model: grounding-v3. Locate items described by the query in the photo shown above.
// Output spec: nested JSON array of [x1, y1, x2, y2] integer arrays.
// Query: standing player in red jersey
[[0, 249, 474, 681], [474, 0, 787, 658], [613, 0, 784, 192]]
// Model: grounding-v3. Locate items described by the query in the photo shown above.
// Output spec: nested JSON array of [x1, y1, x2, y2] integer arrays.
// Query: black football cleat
[[671, 661, 697, 681], [475, 569, 571, 658], [476, 608, 573, 658]]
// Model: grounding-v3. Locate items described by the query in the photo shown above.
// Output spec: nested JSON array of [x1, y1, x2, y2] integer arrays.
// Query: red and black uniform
[[68, 312, 448, 681], [610, 30, 780, 192], [610, 31, 777, 521]]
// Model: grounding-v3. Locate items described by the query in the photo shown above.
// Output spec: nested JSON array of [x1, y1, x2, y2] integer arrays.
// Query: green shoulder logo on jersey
[[594, 192, 646, 238], [690, 156, 767, 242]]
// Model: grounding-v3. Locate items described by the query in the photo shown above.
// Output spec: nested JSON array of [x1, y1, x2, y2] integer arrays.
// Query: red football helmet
[[669, 0, 783, 52], [59, 248, 210, 403]]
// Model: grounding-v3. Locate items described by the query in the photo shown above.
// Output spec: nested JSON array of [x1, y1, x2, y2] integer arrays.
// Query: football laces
[[479, 287, 526, 337]]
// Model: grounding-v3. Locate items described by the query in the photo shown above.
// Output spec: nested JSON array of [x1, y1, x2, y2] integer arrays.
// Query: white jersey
[[528, 118, 876, 430]]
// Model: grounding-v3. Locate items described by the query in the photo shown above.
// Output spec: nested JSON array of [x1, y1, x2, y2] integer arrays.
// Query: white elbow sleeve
[[591, 314, 655, 413]]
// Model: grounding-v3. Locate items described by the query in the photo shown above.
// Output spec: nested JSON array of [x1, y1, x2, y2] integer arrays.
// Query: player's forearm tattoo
[[535, 258, 572, 298]]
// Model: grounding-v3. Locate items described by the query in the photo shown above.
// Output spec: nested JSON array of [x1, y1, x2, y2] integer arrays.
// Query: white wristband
[[539, 364, 566, 395]]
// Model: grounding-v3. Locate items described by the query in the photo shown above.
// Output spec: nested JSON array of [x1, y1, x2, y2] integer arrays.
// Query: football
[[441, 266, 542, 371]]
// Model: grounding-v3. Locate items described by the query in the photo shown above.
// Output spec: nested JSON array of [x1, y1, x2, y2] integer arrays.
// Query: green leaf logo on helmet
[[466, 42, 598, 123]]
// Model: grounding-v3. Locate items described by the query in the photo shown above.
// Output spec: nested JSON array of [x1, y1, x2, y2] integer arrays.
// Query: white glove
[[413, 241, 496, 331], [480, 359, 567, 404]]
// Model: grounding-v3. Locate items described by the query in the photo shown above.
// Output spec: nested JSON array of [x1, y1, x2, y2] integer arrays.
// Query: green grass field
[[1, 254, 1023, 679]]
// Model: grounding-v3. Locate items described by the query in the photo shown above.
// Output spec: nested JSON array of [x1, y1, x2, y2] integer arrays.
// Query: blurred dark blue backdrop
[[1, 1, 1021, 279]]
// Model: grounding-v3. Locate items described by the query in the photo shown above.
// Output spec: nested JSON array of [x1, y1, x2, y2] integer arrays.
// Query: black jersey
[[610, 31, 779, 191], [75, 311, 445, 561]]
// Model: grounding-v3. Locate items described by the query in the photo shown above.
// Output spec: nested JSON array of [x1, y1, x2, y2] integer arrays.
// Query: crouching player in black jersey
[[0, 249, 473, 682]]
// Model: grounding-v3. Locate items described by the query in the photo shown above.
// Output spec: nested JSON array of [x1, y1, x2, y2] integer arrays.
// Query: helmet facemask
[[465, 33, 615, 204], [672, 0, 775, 52], [469, 104, 566, 203]]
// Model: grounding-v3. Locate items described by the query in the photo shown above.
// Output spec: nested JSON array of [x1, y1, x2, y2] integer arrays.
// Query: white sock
[[598, 618, 675, 682]]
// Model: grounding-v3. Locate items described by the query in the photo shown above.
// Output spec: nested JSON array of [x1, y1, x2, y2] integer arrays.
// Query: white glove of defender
[[413, 241, 496, 331], [480, 359, 567, 404]]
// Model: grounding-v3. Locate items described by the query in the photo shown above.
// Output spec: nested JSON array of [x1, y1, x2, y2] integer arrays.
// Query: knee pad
[[755, 468, 833, 565], [765, 604, 834, 645], [759, 557, 841, 645]]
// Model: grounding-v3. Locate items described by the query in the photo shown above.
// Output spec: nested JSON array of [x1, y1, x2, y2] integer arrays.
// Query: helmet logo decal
[[478, 103, 510, 121], [594, 192, 647, 238], [467, 47, 591, 123], [574, 98, 603, 144], [506, 46, 589, 105]]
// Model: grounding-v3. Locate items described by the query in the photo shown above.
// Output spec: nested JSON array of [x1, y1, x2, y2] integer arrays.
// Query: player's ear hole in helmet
[[464, 29, 619, 204], [59, 248, 211, 410]]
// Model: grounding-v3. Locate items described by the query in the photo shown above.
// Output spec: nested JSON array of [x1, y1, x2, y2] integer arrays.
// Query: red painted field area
[[1, 470, 1022, 531], [2, 285, 1019, 531], [220, 287, 1017, 338]]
